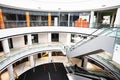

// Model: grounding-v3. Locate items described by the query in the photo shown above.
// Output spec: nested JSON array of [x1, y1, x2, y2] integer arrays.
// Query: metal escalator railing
[[70, 29, 100, 50], [70, 65, 113, 80], [70, 27, 120, 51], [70, 28, 109, 51], [88, 55, 120, 80]]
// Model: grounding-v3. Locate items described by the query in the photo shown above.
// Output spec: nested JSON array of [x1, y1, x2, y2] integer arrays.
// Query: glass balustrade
[[0, 42, 66, 72]]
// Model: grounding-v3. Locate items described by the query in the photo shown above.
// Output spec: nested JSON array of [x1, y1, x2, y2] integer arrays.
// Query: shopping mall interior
[[0, 0, 120, 80]]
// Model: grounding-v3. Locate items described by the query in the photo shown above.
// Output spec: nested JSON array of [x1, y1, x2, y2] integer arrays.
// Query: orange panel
[[75, 20, 79, 27], [0, 9, 5, 29], [48, 13, 51, 26], [78, 18, 83, 27], [82, 20, 85, 28], [26, 12, 30, 27]]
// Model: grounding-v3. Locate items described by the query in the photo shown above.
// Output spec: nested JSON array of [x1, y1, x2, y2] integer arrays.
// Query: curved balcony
[[0, 27, 120, 80], [0, 42, 66, 72]]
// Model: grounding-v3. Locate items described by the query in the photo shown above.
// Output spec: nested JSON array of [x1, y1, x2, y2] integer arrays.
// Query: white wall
[[38, 33, 48, 43], [112, 44, 120, 64], [59, 33, 67, 45], [12, 36, 25, 49]]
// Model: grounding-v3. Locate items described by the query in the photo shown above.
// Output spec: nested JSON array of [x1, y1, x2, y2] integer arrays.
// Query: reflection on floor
[[1, 56, 104, 80], [19, 63, 69, 80]]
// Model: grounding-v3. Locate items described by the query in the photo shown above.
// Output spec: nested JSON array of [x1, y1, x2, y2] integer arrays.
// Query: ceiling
[[0, 0, 120, 11]]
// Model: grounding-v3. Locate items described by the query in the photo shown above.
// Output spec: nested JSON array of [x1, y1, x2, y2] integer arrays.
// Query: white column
[[96, 12, 99, 27], [27, 34, 34, 67], [110, 13, 115, 27], [68, 13, 70, 26], [7, 64, 15, 80], [29, 55, 34, 67], [48, 52, 52, 62], [27, 34, 32, 45], [89, 11, 94, 28], [48, 33, 51, 43], [2, 39, 10, 55], [114, 8, 120, 27], [66, 33, 71, 46], [81, 57, 88, 69], [54, 17, 58, 26]]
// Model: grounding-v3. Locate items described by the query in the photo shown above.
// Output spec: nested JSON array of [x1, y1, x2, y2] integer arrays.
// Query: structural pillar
[[27, 34, 32, 46], [0, 9, 5, 29], [81, 57, 88, 69], [48, 33, 51, 43], [54, 17, 58, 26], [68, 13, 70, 26], [114, 8, 120, 27], [110, 13, 115, 27], [27, 34, 34, 67], [29, 55, 34, 67], [7, 64, 15, 80], [96, 12, 99, 27], [89, 11, 94, 28], [48, 13, 51, 26], [2, 39, 10, 56], [26, 12, 30, 27], [48, 52, 52, 62]]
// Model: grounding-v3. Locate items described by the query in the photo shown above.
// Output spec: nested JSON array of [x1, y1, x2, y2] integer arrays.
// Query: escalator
[[68, 36, 115, 58], [69, 65, 114, 80], [67, 28, 120, 80]]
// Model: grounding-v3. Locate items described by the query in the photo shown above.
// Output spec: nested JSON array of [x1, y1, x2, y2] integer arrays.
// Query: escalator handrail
[[87, 56, 120, 80], [70, 28, 118, 51]]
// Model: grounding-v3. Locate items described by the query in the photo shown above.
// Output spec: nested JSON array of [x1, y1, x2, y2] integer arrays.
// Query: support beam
[[7, 64, 15, 80], [114, 8, 120, 27], [89, 11, 94, 28], [48, 13, 51, 26], [2, 39, 10, 56], [0, 9, 5, 29], [26, 12, 30, 27]]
